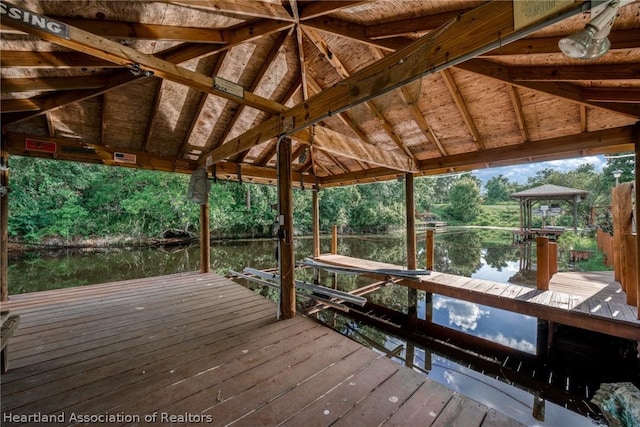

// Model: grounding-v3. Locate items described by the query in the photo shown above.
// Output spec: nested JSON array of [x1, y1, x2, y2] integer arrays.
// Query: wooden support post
[[614, 183, 634, 291], [406, 173, 418, 331], [426, 229, 435, 270], [536, 236, 550, 290], [536, 319, 548, 358], [612, 187, 621, 283], [625, 234, 637, 307], [405, 342, 415, 369], [312, 188, 320, 258], [331, 225, 338, 255], [0, 142, 8, 302], [199, 203, 210, 273], [549, 242, 558, 277], [533, 393, 546, 422], [636, 122, 640, 318], [278, 138, 295, 319]]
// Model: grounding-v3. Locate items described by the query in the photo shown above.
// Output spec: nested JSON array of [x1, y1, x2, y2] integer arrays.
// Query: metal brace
[[127, 63, 154, 78]]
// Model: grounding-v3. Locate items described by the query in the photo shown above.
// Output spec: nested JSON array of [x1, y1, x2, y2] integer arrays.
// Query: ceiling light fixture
[[558, 0, 620, 60]]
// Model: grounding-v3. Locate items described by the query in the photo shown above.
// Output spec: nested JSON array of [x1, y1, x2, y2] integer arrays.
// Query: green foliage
[[484, 174, 515, 204], [444, 177, 482, 222]]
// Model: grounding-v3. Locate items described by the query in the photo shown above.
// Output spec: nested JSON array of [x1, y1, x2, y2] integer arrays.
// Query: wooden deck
[[0, 272, 522, 426], [315, 255, 640, 342]]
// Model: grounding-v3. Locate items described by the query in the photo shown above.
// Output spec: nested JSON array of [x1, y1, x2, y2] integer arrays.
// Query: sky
[[470, 155, 607, 186]]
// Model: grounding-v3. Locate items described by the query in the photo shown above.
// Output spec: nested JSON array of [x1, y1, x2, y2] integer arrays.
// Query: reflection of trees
[[483, 246, 518, 271], [435, 231, 483, 277]]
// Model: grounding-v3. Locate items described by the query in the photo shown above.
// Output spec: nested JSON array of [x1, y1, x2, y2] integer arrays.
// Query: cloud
[[479, 333, 536, 354], [472, 155, 607, 185], [433, 297, 489, 331]]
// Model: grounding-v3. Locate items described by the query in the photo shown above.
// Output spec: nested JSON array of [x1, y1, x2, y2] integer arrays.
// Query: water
[[7, 229, 628, 425]]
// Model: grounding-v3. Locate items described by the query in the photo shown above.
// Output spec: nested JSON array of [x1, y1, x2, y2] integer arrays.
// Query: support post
[[199, 203, 210, 273], [278, 138, 295, 319], [406, 173, 417, 331], [331, 225, 338, 255], [549, 242, 558, 277], [536, 236, 550, 290], [312, 188, 320, 258], [425, 228, 435, 323], [624, 234, 637, 307], [0, 141, 8, 302], [636, 122, 640, 318]]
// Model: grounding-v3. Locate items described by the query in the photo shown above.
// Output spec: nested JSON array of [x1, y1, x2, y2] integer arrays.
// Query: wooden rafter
[[580, 105, 588, 132], [0, 6, 286, 114], [291, 126, 416, 172], [0, 51, 116, 68], [179, 51, 228, 158], [299, 1, 373, 20], [230, 28, 292, 162], [507, 85, 530, 142], [441, 69, 484, 150], [455, 59, 640, 118], [141, 81, 165, 152], [399, 86, 448, 156], [301, 18, 407, 52], [304, 26, 417, 162], [166, 1, 294, 21], [582, 88, 640, 104], [508, 63, 640, 82], [365, 8, 472, 39], [0, 76, 108, 93]]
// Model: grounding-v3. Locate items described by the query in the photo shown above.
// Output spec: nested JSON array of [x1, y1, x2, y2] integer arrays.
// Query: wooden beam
[[365, 8, 472, 39], [399, 86, 448, 156], [203, 0, 588, 165], [0, 98, 40, 113], [508, 85, 530, 142], [141, 80, 165, 152], [319, 126, 635, 187], [179, 51, 228, 158], [51, 17, 228, 43], [483, 29, 640, 56], [312, 189, 320, 258], [455, 59, 640, 118], [508, 63, 640, 82], [582, 88, 640, 104], [166, 0, 294, 21], [0, 3, 286, 114], [215, 160, 315, 185], [0, 50, 116, 68], [0, 139, 8, 301], [291, 126, 417, 172], [0, 76, 108, 93], [278, 138, 296, 319], [406, 172, 417, 331], [635, 122, 640, 319], [200, 202, 210, 273], [301, 18, 409, 52], [441, 69, 484, 149], [300, 1, 372, 20], [5, 132, 199, 174]]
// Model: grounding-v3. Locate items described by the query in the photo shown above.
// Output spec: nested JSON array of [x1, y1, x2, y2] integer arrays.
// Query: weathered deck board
[[0, 272, 523, 426], [315, 254, 640, 341]]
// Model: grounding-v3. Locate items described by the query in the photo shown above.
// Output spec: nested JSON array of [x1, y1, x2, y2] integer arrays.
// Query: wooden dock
[[315, 255, 640, 342], [0, 272, 522, 426]]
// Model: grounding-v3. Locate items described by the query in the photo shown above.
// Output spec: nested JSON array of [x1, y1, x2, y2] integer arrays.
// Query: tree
[[484, 174, 514, 204], [445, 177, 482, 222]]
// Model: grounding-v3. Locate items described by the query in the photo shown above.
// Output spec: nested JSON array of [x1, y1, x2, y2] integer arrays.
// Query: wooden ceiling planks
[[1, 0, 639, 184]]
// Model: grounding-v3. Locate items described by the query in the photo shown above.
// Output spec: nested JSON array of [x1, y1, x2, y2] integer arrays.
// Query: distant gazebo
[[511, 184, 589, 237]]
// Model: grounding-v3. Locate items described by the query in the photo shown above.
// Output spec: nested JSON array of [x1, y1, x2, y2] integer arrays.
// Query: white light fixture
[[613, 169, 622, 186], [558, 0, 620, 60]]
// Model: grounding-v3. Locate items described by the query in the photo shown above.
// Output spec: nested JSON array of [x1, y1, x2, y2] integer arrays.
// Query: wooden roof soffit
[[0, 2, 287, 115], [290, 125, 417, 173], [319, 125, 635, 187], [455, 59, 640, 118], [202, 0, 589, 166]]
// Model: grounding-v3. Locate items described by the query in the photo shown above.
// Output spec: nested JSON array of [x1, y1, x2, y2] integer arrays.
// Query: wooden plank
[[202, 0, 588, 165], [281, 356, 399, 426], [385, 381, 454, 425], [331, 367, 425, 426], [482, 408, 526, 427], [432, 393, 487, 427], [167, 0, 294, 21]]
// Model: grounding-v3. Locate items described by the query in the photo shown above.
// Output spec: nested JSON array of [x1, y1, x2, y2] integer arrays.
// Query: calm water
[[7, 229, 621, 425]]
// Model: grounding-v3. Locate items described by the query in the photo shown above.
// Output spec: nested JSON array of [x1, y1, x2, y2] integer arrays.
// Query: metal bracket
[[127, 63, 154, 78]]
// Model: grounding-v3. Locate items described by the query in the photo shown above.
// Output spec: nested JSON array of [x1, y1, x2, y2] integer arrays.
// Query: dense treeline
[[6, 154, 633, 244]]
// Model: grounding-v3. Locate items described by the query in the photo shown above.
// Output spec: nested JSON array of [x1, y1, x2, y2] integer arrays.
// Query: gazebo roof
[[510, 184, 589, 201]]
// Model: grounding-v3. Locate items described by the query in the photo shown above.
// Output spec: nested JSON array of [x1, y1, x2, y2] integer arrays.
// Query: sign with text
[[214, 76, 244, 98], [513, 0, 575, 30], [25, 138, 56, 153], [0, 1, 69, 39]]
